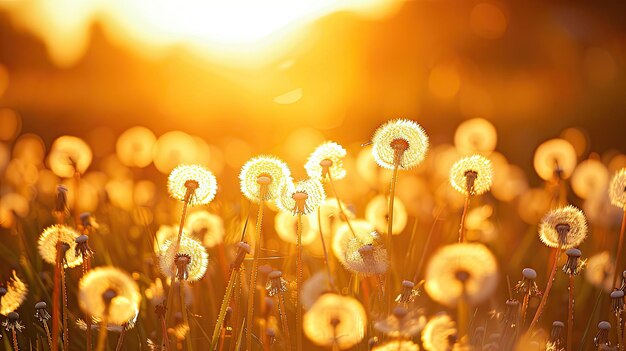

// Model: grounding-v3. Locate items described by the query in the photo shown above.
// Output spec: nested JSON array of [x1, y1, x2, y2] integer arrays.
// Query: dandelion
[[3, 312, 24, 351], [365, 194, 408, 235], [78, 267, 141, 351], [371, 119, 429, 170], [533, 138, 577, 181], [301, 272, 332, 310], [374, 306, 426, 339], [424, 243, 498, 338], [274, 210, 317, 245], [266, 270, 291, 348], [303, 294, 367, 350], [562, 248, 584, 351], [571, 159, 609, 200], [0, 271, 27, 316], [546, 321, 565, 351], [395, 280, 420, 306], [585, 251, 615, 292], [594, 321, 611, 348], [531, 206, 588, 332], [332, 220, 375, 266], [514, 268, 540, 330], [454, 118, 498, 155], [38, 225, 83, 268], [609, 168, 626, 289], [185, 210, 224, 248], [47, 135, 92, 178], [159, 236, 208, 282], [372, 340, 420, 351], [343, 232, 388, 276], [115, 126, 156, 168], [239, 155, 291, 203], [421, 313, 457, 351], [35, 301, 52, 348], [305, 141, 347, 181], [449, 155, 493, 243], [167, 164, 217, 206], [500, 299, 520, 348]]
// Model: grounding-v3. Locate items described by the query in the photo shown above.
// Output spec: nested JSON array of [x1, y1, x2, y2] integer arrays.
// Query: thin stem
[[613, 210, 626, 288], [296, 213, 303, 351], [115, 327, 126, 351], [413, 208, 443, 282], [11, 329, 19, 351], [95, 315, 109, 351], [617, 313, 624, 351], [327, 173, 357, 238], [385, 163, 400, 311], [578, 288, 603, 351], [521, 292, 530, 327], [567, 274, 574, 351], [458, 287, 469, 338], [83, 256, 93, 351], [276, 294, 291, 350], [52, 242, 62, 351], [211, 269, 238, 349], [180, 280, 193, 351], [42, 320, 52, 349], [73, 170, 81, 227], [316, 207, 336, 292], [61, 266, 69, 351], [246, 200, 265, 350], [459, 194, 470, 243], [529, 248, 562, 331]]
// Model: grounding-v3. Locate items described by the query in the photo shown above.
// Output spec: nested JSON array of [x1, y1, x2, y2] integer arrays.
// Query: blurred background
[[0, 0, 625, 175]]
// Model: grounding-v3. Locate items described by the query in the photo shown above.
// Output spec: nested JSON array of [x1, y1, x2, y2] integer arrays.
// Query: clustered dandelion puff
[[167, 164, 217, 206], [38, 224, 83, 268], [305, 141, 347, 181], [372, 119, 429, 170], [303, 294, 367, 349], [239, 155, 291, 202], [159, 236, 209, 282]]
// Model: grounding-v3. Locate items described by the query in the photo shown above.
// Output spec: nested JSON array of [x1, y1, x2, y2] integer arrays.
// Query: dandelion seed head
[[372, 340, 421, 351], [421, 313, 457, 351], [533, 138, 577, 181], [332, 219, 375, 266], [305, 141, 347, 181], [609, 168, 626, 209], [454, 118, 497, 155], [185, 210, 224, 248], [0, 271, 27, 316], [539, 205, 588, 249], [78, 267, 141, 326], [424, 243, 498, 307], [449, 155, 493, 195], [374, 307, 426, 339], [571, 159, 609, 200], [343, 232, 388, 275], [159, 236, 208, 282], [585, 251, 615, 292], [365, 195, 407, 235], [277, 178, 325, 215], [167, 164, 217, 206], [48, 135, 92, 178], [372, 119, 429, 170], [239, 155, 291, 203], [38, 225, 83, 268], [303, 294, 367, 349]]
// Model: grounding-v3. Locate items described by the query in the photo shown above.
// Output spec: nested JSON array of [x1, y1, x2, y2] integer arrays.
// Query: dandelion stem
[[458, 287, 469, 338], [327, 173, 357, 238], [567, 274, 575, 351], [11, 329, 19, 351], [246, 200, 265, 350], [276, 293, 291, 350], [61, 265, 70, 351], [459, 194, 470, 243], [578, 288, 603, 351], [95, 315, 109, 351], [529, 248, 562, 331], [521, 292, 530, 328], [160, 308, 170, 351], [115, 327, 126, 351], [412, 207, 443, 282], [52, 242, 62, 351], [617, 312, 624, 351], [83, 256, 93, 351], [211, 269, 238, 349], [385, 163, 400, 311], [42, 320, 52, 349], [316, 207, 336, 292], [613, 210, 626, 289], [73, 170, 81, 227], [180, 280, 193, 351], [296, 213, 304, 351]]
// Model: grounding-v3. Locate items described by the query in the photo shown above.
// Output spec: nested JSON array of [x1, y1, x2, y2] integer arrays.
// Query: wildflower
[[115, 126, 156, 168], [610, 290, 624, 314], [34, 301, 51, 321], [571, 159, 609, 200], [546, 321, 565, 351], [342, 232, 388, 275], [153, 224, 178, 253], [449, 155, 493, 196], [48, 135, 92, 177], [2, 311, 25, 332], [54, 184, 68, 213], [38, 225, 83, 268], [305, 141, 347, 181], [421, 313, 457, 351], [609, 168, 626, 209], [239, 155, 291, 203], [514, 268, 540, 296], [585, 251, 615, 292], [303, 294, 367, 350], [78, 267, 141, 325], [276, 178, 325, 215], [539, 205, 588, 249], [454, 118, 497, 155], [374, 306, 426, 339], [371, 119, 429, 170], [75, 234, 94, 259], [502, 299, 520, 329], [563, 248, 585, 275], [533, 138, 577, 181], [594, 321, 611, 347], [0, 271, 27, 316], [167, 164, 217, 206], [424, 243, 498, 307], [159, 236, 208, 282], [266, 270, 288, 297], [332, 219, 375, 266], [395, 280, 420, 305]]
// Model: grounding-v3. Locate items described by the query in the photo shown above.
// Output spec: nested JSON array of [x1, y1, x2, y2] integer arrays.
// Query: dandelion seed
[[38, 225, 83, 268], [371, 119, 429, 170], [303, 294, 367, 350], [167, 164, 217, 206], [594, 321, 611, 347], [159, 236, 208, 282], [3, 311, 25, 332], [421, 313, 457, 351], [515, 268, 540, 296], [305, 141, 347, 181], [424, 243, 498, 307], [562, 248, 585, 275], [276, 178, 325, 215], [0, 271, 27, 316], [449, 155, 493, 196], [374, 306, 426, 339], [609, 168, 626, 209], [35, 301, 51, 321], [239, 155, 291, 202], [533, 139, 577, 181], [78, 267, 141, 326], [266, 270, 288, 297], [539, 205, 588, 249]]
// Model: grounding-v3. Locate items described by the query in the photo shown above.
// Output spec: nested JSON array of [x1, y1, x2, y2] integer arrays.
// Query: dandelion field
[[0, 116, 625, 351]]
